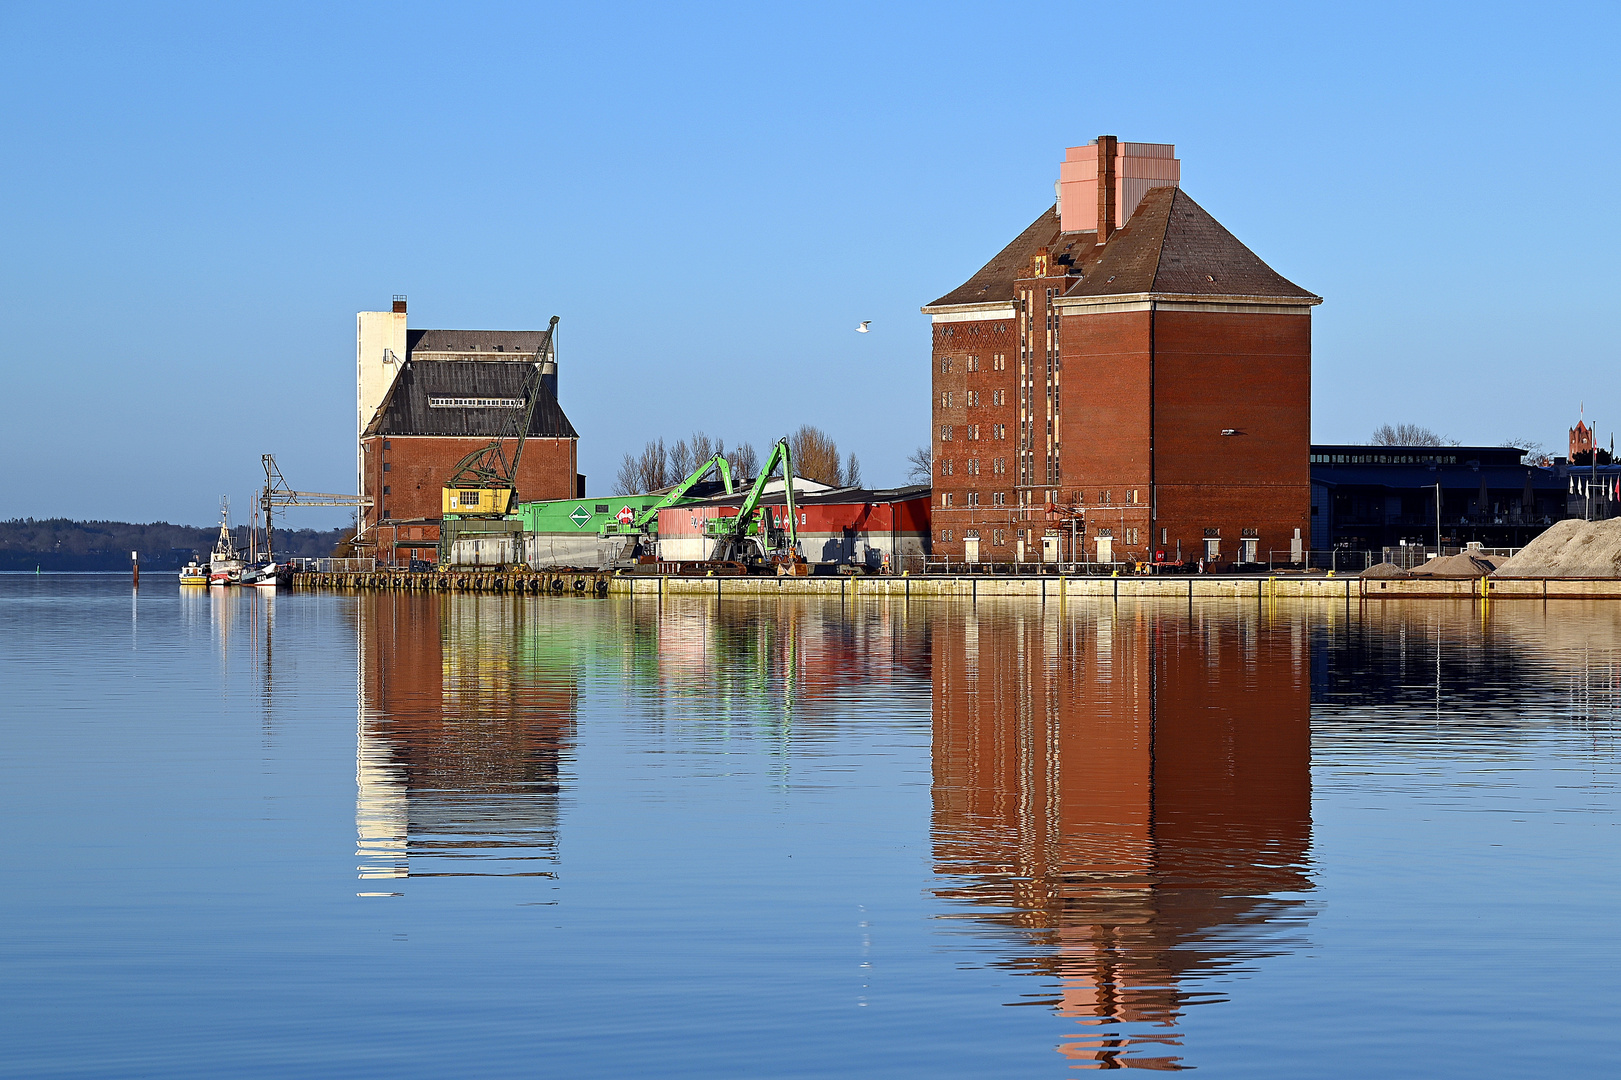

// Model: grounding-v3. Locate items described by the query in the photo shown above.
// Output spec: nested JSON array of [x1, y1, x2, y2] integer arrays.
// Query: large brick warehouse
[[355, 298, 580, 564], [921, 138, 1321, 567]]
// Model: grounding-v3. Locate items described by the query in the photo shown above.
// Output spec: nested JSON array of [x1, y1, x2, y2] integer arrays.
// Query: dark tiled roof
[[925, 188, 1318, 308], [406, 327, 553, 357], [1067, 188, 1317, 300], [927, 209, 1083, 307], [363, 360, 578, 439]]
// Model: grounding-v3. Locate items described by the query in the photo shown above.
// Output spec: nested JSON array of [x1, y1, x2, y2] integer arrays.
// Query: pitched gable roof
[[924, 187, 1318, 309], [363, 360, 578, 439], [1066, 187, 1318, 301], [406, 327, 554, 358]]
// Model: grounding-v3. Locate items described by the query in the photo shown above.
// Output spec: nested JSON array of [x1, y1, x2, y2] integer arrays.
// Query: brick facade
[[924, 139, 1319, 568], [361, 433, 576, 535]]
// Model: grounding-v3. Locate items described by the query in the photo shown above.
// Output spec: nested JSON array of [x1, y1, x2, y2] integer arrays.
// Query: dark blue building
[[1309, 445, 1569, 552]]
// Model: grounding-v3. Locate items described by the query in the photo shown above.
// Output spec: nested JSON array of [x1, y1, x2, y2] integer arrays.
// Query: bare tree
[[667, 438, 693, 480], [1504, 437, 1551, 466], [1371, 423, 1448, 446], [844, 452, 862, 488], [728, 441, 759, 481], [614, 438, 668, 494], [790, 425, 843, 486], [689, 431, 718, 465], [906, 445, 932, 483]]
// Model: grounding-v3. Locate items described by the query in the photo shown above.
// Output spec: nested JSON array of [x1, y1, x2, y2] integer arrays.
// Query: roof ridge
[[1144, 187, 1179, 291]]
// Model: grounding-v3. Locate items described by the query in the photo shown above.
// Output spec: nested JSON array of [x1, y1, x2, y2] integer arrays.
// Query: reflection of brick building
[[355, 298, 580, 566], [931, 606, 1311, 1069], [923, 138, 1320, 566], [355, 593, 577, 881]]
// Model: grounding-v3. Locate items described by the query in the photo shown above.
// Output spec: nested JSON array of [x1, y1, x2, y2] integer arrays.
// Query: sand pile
[[1409, 552, 1500, 578], [1493, 519, 1621, 578], [1359, 561, 1413, 579]]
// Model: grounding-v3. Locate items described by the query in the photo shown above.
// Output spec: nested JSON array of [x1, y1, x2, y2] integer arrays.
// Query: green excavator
[[703, 437, 804, 570], [599, 452, 736, 561]]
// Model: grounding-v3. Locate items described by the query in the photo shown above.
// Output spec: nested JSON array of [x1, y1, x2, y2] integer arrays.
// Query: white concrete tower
[[356, 296, 409, 494]]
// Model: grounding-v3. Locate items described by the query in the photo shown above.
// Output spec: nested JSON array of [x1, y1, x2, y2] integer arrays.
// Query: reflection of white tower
[[355, 602, 407, 881]]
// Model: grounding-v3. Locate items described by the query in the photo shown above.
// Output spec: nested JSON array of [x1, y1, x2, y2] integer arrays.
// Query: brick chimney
[[1095, 136, 1118, 243], [392, 294, 407, 314]]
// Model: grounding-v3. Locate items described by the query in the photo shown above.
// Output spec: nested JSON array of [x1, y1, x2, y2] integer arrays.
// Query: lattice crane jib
[[441, 316, 560, 518]]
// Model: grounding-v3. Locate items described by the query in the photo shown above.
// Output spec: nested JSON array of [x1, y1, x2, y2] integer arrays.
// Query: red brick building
[[922, 138, 1320, 567], [358, 322, 580, 564]]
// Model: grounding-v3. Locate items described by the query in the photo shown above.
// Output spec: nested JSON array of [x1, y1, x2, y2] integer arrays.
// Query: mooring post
[[131, 550, 139, 589]]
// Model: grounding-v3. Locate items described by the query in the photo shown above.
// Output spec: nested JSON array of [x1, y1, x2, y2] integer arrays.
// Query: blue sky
[[2, 2, 1616, 527]]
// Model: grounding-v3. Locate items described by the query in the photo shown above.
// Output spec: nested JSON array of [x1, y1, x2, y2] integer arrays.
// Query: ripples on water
[[0, 577, 1616, 1077]]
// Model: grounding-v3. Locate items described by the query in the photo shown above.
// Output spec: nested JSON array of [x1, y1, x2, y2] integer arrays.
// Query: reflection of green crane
[[705, 437, 800, 566]]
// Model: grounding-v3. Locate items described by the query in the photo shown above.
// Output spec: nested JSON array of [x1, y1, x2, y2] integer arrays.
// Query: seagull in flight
[[856, 321, 871, 333]]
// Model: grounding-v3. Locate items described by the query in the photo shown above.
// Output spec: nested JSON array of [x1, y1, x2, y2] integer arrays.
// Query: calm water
[[2, 577, 1618, 1077]]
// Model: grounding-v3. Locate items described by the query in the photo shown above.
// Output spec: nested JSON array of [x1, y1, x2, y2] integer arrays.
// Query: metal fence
[[315, 558, 376, 573], [909, 555, 1133, 576]]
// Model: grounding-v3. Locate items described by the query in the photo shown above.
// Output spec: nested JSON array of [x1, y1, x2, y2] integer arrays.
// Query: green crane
[[598, 453, 736, 559], [704, 437, 801, 567]]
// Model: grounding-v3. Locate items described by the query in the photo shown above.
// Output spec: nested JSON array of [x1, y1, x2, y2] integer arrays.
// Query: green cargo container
[[514, 493, 713, 538]]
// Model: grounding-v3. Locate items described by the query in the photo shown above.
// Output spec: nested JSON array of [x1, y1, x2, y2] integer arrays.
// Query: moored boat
[[240, 562, 283, 588], [208, 500, 246, 586], [179, 559, 208, 586]]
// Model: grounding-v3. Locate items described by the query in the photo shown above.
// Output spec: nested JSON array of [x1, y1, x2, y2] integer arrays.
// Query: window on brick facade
[[1102, 490, 1111, 506], [967, 356, 979, 372], [941, 425, 952, 441], [382, 462, 391, 472], [941, 391, 951, 408], [967, 492, 979, 506], [968, 425, 980, 440], [943, 493, 953, 506], [941, 458, 953, 476], [992, 492, 1005, 505], [966, 390, 978, 407], [941, 357, 953, 373], [382, 485, 390, 495]]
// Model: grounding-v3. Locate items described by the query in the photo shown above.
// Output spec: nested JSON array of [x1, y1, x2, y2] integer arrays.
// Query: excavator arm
[[631, 453, 735, 531]]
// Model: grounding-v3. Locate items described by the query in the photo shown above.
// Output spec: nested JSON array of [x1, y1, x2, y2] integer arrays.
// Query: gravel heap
[[1493, 519, 1621, 578], [1359, 561, 1413, 579], [1409, 552, 1501, 578]]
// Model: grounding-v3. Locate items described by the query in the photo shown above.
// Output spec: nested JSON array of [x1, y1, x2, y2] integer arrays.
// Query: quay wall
[[287, 571, 1621, 600]]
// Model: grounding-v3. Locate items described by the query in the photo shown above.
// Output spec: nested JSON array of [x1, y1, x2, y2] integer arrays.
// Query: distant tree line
[[0, 518, 350, 571], [613, 426, 861, 494]]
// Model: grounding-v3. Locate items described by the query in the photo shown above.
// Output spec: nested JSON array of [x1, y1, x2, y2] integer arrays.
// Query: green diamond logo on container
[[569, 505, 591, 528]]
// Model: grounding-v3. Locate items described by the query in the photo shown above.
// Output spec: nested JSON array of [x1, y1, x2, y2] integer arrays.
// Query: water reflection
[[932, 604, 1314, 1070], [355, 594, 577, 882]]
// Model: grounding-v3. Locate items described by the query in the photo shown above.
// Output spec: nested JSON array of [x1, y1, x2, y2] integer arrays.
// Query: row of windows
[[939, 458, 1009, 477], [939, 491, 1012, 507], [1311, 453, 1461, 465], [939, 352, 1008, 374], [940, 425, 1007, 442]]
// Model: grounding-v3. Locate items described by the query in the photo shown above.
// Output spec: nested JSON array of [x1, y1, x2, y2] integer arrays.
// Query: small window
[[595, 504, 609, 513], [382, 485, 390, 495], [382, 462, 391, 472]]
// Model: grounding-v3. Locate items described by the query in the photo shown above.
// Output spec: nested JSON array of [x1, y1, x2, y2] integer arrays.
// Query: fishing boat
[[240, 561, 283, 588], [208, 500, 246, 586], [178, 559, 208, 586]]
